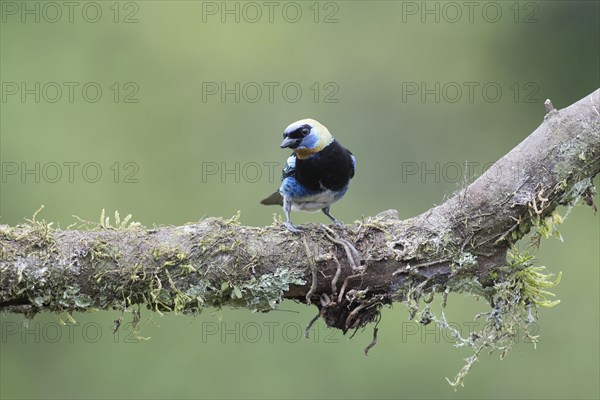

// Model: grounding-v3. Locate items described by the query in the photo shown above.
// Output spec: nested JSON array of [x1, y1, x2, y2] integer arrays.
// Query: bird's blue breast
[[279, 176, 348, 211], [280, 176, 314, 199]]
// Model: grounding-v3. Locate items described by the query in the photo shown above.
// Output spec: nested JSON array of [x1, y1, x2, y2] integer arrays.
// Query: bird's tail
[[260, 191, 284, 206]]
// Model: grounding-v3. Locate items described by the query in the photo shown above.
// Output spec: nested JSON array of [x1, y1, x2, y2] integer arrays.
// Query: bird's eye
[[301, 128, 310, 136]]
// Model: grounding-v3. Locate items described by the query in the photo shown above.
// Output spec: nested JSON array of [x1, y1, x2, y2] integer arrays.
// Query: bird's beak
[[280, 137, 299, 149]]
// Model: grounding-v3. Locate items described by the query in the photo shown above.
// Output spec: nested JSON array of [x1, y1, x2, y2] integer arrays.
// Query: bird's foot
[[330, 220, 345, 228], [283, 221, 303, 233]]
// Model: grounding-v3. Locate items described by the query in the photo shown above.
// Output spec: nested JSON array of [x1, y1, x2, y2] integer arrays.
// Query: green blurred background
[[1, 1, 598, 398]]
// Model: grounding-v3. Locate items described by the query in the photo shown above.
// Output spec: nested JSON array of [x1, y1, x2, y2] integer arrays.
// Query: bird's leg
[[283, 197, 302, 233], [322, 206, 344, 226]]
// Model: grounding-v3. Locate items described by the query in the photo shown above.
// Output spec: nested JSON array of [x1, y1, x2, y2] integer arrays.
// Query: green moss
[[99, 209, 142, 230], [89, 239, 122, 263], [506, 248, 562, 307], [531, 210, 564, 245], [397, 202, 569, 389], [442, 245, 561, 388], [1, 205, 585, 388]]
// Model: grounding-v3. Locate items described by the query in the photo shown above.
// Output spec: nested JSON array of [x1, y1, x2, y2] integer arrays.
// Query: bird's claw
[[331, 220, 345, 227], [283, 222, 303, 233]]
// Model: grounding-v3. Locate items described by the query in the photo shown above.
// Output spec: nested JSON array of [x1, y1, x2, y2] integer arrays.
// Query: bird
[[260, 118, 356, 232]]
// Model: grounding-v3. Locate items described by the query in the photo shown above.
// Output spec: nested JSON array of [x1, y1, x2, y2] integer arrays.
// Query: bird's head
[[280, 118, 334, 159]]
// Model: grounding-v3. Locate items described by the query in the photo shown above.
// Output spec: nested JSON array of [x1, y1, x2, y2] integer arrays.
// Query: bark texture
[[1, 89, 599, 335]]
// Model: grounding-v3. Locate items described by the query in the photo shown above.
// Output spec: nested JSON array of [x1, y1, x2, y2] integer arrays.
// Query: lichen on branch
[[1, 89, 598, 386]]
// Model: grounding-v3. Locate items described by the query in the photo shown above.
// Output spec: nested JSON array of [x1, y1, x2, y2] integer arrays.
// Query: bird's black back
[[294, 140, 355, 192]]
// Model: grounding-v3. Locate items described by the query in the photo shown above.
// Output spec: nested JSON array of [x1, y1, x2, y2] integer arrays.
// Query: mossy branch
[[1, 89, 598, 385]]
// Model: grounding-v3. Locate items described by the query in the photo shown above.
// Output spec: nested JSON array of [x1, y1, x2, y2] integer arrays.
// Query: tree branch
[[1, 89, 599, 334]]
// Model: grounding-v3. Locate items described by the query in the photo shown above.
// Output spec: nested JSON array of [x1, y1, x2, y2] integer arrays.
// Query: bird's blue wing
[[282, 153, 297, 180]]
